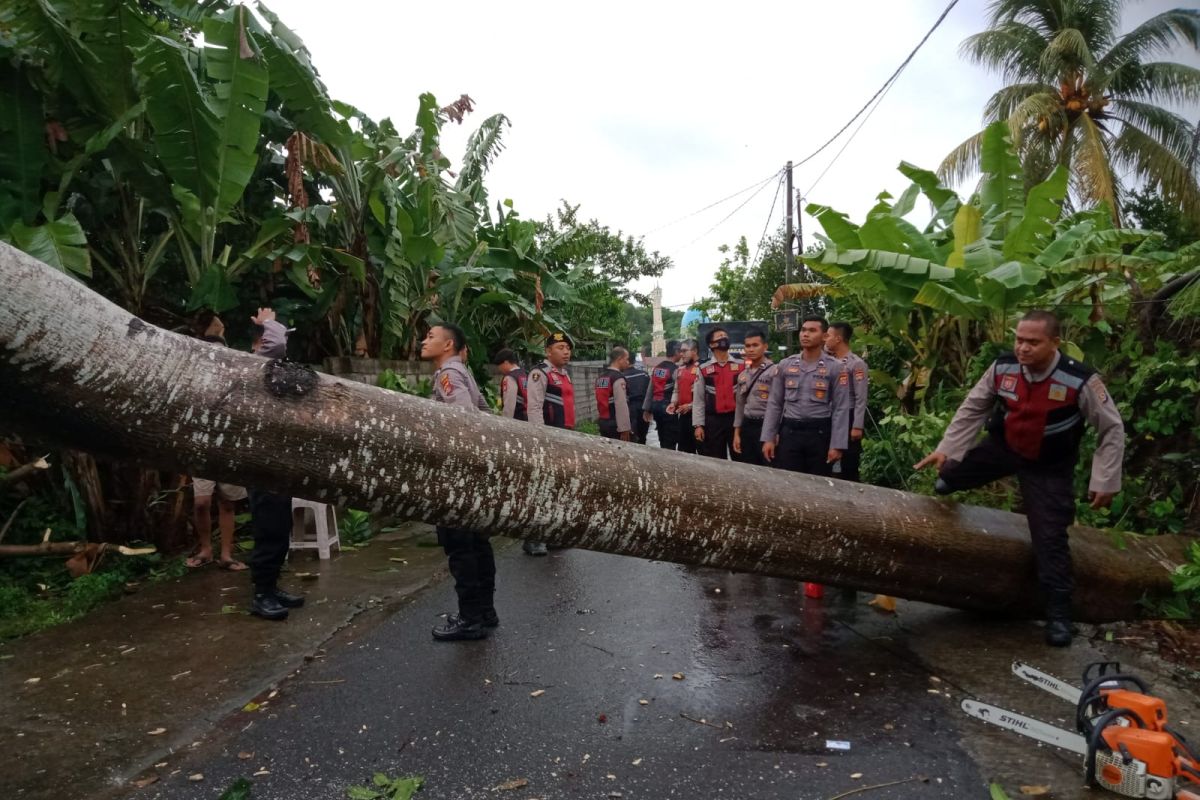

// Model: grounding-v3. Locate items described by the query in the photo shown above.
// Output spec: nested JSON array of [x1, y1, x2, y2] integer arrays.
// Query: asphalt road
[[129, 543, 986, 799]]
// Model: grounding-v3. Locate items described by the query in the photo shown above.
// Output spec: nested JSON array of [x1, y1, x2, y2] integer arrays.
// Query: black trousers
[[248, 490, 293, 592], [652, 404, 679, 450], [701, 412, 735, 460], [939, 436, 1076, 595], [634, 414, 650, 445], [839, 424, 863, 483], [775, 420, 833, 477], [437, 526, 496, 622], [599, 419, 621, 440], [738, 418, 766, 467], [676, 412, 698, 454]]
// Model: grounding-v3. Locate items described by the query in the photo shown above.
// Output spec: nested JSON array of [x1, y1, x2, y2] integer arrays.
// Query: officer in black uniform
[[623, 354, 651, 444], [643, 340, 681, 450]]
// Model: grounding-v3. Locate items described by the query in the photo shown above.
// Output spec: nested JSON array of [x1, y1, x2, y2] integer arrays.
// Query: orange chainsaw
[[962, 661, 1200, 799]]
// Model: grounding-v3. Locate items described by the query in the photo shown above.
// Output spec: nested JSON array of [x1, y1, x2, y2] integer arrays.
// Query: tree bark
[[0, 242, 1190, 622]]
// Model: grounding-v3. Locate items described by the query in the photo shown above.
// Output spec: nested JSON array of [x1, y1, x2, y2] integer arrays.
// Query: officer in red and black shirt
[[692, 327, 744, 460], [595, 346, 633, 441], [493, 348, 528, 421], [643, 340, 681, 450], [523, 331, 576, 556], [916, 311, 1125, 648], [667, 340, 700, 454]]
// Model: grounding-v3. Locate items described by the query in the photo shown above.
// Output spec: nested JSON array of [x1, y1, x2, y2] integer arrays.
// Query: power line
[[640, 169, 785, 236], [667, 169, 784, 257], [790, 0, 960, 171], [750, 173, 785, 269], [804, 74, 899, 197]]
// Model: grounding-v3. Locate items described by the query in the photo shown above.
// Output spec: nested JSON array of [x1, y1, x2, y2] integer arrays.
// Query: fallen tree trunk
[[0, 243, 1189, 621]]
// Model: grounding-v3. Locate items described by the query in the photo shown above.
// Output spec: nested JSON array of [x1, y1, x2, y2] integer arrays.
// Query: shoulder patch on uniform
[[838, 372, 849, 386], [439, 372, 452, 394], [854, 369, 865, 381], [531, 371, 541, 382]]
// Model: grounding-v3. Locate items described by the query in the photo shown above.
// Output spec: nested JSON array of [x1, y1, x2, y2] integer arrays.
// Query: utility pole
[[784, 161, 795, 354]]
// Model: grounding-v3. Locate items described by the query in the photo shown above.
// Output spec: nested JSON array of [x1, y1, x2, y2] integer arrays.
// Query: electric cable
[[667, 168, 784, 257], [750, 172, 786, 270], [641, 169, 786, 236]]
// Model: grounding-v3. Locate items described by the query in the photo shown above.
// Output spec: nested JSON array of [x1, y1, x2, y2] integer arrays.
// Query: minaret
[[650, 285, 666, 356]]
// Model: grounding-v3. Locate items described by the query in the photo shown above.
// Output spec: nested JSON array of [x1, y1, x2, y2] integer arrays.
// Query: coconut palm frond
[[1108, 61, 1200, 106], [1009, 92, 1066, 142], [1074, 114, 1121, 222], [984, 83, 1059, 121], [961, 24, 1047, 81], [1040, 27, 1096, 75], [1110, 123, 1200, 222], [938, 129, 987, 189], [1099, 9, 1200, 71], [1109, 100, 1195, 158]]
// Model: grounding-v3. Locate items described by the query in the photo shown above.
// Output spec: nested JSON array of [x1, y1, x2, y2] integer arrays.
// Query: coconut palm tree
[[940, 0, 1200, 224]]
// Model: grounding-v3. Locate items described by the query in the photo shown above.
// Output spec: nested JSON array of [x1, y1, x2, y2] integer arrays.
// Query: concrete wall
[[322, 357, 608, 423]]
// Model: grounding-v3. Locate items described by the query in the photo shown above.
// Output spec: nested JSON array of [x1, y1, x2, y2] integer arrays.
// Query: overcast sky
[[269, 0, 1198, 310]]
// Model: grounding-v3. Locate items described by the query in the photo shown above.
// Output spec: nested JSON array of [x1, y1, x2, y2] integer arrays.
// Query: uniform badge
[[838, 372, 849, 386], [756, 383, 769, 392], [758, 391, 769, 399], [1048, 383, 1067, 402], [817, 366, 828, 377], [597, 377, 610, 388], [654, 368, 667, 378], [815, 390, 826, 400], [854, 369, 865, 381], [786, 366, 800, 374], [703, 366, 715, 376], [439, 372, 452, 395], [531, 371, 541, 382], [785, 379, 798, 389], [1000, 374, 1018, 392], [1098, 388, 1108, 403]]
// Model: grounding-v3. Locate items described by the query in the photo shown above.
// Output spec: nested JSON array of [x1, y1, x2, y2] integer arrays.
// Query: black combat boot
[[1044, 591, 1074, 648], [481, 609, 500, 628], [251, 591, 289, 621], [432, 613, 488, 641], [271, 587, 305, 608]]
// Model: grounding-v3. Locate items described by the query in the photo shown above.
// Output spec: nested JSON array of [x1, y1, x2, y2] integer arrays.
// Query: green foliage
[[339, 508, 373, 546], [218, 777, 253, 800], [347, 773, 424, 800], [377, 370, 432, 398], [1162, 540, 1200, 619]]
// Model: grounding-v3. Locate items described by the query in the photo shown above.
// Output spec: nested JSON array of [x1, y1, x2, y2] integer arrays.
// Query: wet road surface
[[130, 543, 986, 799]]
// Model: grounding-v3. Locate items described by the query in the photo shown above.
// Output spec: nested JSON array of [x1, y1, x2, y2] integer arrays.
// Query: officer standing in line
[[623, 354, 651, 444], [643, 340, 681, 450], [761, 316, 850, 475], [732, 327, 776, 467], [667, 340, 700, 454], [493, 348, 528, 421], [421, 323, 497, 641], [915, 310, 1124, 647], [824, 322, 869, 482], [692, 328, 744, 460], [524, 331, 576, 557], [595, 346, 633, 441]]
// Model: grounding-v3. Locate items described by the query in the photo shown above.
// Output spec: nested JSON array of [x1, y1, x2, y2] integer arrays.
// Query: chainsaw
[[961, 660, 1200, 799]]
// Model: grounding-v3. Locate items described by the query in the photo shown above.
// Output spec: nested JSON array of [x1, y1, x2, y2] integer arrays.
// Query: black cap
[[545, 331, 573, 348]]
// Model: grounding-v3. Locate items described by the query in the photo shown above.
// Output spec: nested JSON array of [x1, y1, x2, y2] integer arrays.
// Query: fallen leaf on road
[[672, 673, 684, 680], [653, 674, 664, 680], [638, 699, 649, 705], [24, 677, 40, 684], [492, 778, 528, 791], [237, 751, 254, 760], [147, 728, 166, 735], [850, 772, 863, 779], [1019, 787, 1050, 796], [389, 558, 407, 563], [188, 773, 204, 782], [130, 775, 159, 788], [253, 769, 270, 777], [294, 572, 319, 579], [869, 594, 897, 612], [815, 762, 827, 768], [598, 714, 607, 723], [530, 689, 545, 698], [243, 702, 260, 712], [632, 758, 642, 766]]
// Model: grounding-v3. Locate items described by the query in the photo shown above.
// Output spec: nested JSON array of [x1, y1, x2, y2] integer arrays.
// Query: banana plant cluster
[[0, 0, 600, 364], [801, 121, 1189, 407]]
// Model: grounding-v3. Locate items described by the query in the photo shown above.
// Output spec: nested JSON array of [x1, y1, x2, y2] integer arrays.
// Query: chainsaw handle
[[1076, 672, 1152, 735], [1084, 708, 1149, 789]]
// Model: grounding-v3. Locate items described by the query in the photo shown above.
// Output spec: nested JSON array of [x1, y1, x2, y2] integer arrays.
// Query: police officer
[[595, 346, 633, 441], [493, 348, 528, 421], [623, 354, 651, 444], [667, 340, 700, 454], [761, 316, 850, 475], [421, 323, 497, 641], [732, 327, 775, 467], [824, 322, 869, 482], [915, 310, 1124, 647], [643, 340, 681, 450], [524, 331, 576, 556], [693, 328, 744, 460]]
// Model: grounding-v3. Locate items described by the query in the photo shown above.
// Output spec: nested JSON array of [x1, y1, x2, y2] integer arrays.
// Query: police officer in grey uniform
[[732, 327, 775, 467], [824, 321, 868, 482], [761, 316, 850, 476], [421, 323, 497, 641]]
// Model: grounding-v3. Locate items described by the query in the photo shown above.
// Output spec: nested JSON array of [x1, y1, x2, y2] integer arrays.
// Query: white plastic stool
[[290, 498, 341, 559]]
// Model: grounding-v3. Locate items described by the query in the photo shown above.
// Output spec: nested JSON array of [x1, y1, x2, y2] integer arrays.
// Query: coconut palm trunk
[[0, 243, 1189, 622]]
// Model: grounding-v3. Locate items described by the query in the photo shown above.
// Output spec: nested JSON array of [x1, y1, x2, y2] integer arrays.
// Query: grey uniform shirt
[[433, 356, 484, 412], [258, 319, 288, 360], [734, 358, 776, 427], [501, 374, 520, 419], [832, 350, 869, 430], [609, 374, 632, 433], [760, 353, 851, 450], [691, 357, 743, 428], [935, 352, 1125, 494]]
